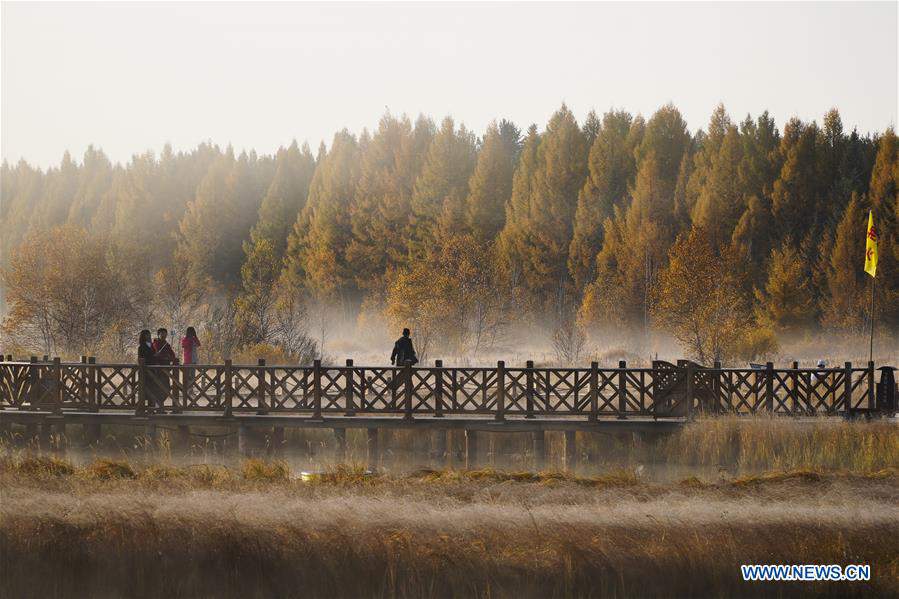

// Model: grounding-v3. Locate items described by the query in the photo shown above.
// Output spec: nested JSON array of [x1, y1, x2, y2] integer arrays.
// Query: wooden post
[[765, 362, 774, 413], [171, 358, 182, 414], [532, 430, 546, 470], [312, 359, 323, 419], [257, 359, 267, 415], [344, 359, 355, 416], [333, 428, 347, 463], [238, 423, 251, 457], [39, 419, 52, 452], [52, 357, 63, 414], [431, 429, 447, 467], [685, 361, 694, 420], [844, 361, 853, 415], [617, 360, 627, 419], [145, 421, 158, 450], [564, 430, 577, 472], [224, 359, 234, 418], [791, 361, 800, 415], [525, 360, 536, 419], [434, 359, 444, 417], [177, 425, 191, 452], [464, 429, 479, 469], [28, 357, 38, 408], [79, 356, 87, 406], [403, 359, 413, 421], [709, 361, 722, 415], [271, 427, 284, 456], [88, 357, 98, 412], [25, 422, 38, 448], [589, 361, 598, 421], [367, 428, 380, 470], [867, 361, 875, 411], [495, 361, 505, 421]]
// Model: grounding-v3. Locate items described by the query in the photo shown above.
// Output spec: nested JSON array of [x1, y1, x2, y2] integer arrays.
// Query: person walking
[[389, 328, 418, 391], [180, 326, 201, 399], [151, 328, 177, 412]]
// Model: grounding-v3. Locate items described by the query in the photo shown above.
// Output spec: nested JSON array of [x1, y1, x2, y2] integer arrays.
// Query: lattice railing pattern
[[0, 358, 888, 418]]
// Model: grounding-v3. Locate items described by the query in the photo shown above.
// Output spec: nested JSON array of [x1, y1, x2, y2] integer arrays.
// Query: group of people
[[134, 325, 417, 410], [137, 327, 201, 412]]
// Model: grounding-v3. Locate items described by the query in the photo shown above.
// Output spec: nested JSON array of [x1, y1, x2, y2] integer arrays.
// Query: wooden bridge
[[1, 356, 895, 469]]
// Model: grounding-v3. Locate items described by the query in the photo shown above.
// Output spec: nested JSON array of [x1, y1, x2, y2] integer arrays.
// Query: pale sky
[[2, 1, 897, 168]]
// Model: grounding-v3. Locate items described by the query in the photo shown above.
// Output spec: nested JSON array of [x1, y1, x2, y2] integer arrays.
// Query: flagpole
[[869, 274, 875, 364]]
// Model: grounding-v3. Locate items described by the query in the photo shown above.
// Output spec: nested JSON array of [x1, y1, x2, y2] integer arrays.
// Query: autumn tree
[[568, 110, 641, 291], [497, 105, 588, 318], [755, 240, 817, 338], [386, 234, 506, 361], [409, 117, 477, 252], [465, 121, 518, 242], [580, 105, 690, 334], [282, 130, 362, 311], [651, 227, 770, 364], [1, 226, 132, 356]]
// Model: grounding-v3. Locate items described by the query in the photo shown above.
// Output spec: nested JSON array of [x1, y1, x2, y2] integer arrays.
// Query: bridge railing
[[0, 355, 890, 418]]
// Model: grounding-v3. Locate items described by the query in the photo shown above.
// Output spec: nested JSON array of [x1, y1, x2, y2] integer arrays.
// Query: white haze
[[2, 1, 897, 168]]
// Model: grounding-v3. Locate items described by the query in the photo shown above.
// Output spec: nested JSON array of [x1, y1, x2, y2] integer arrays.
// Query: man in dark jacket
[[390, 328, 418, 366], [389, 328, 417, 391], [151, 328, 177, 412]]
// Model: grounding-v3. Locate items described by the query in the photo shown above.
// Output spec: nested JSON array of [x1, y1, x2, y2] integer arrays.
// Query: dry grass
[[2, 415, 897, 598], [1, 455, 898, 598], [658, 416, 899, 472]]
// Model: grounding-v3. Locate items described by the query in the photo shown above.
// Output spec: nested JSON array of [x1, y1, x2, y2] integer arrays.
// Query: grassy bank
[[1, 456, 898, 598]]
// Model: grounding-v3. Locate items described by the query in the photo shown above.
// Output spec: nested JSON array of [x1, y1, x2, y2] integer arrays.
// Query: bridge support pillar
[[564, 431, 577, 472], [53, 422, 67, 455], [465, 430, 479, 470], [84, 422, 102, 448], [431, 429, 447, 468], [270, 427, 285, 457], [334, 428, 347, 463], [144, 422, 158, 451], [367, 428, 380, 470], [238, 423, 251, 457], [532, 430, 546, 471], [176, 425, 190, 452], [39, 421, 52, 452], [25, 422, 38, 449]]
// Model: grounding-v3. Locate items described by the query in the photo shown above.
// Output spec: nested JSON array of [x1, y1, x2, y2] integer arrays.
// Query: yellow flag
[[864, 210, 878, 277]]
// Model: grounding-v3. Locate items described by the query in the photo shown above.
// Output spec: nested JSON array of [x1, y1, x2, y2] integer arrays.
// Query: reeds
[[2, 463, 897, 598], [661, 416, 899, 472]]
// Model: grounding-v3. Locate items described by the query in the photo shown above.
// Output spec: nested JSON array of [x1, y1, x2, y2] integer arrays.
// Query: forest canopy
[[1, 104, 897, 364]]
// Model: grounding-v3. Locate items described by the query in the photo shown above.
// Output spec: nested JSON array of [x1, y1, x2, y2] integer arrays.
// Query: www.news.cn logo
[[742, 564, 871, 582]]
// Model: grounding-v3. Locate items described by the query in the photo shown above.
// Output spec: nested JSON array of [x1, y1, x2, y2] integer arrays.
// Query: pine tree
[[409, 117, 477, 253], [821, 193, 867, 333], [465, 121, 516, 243], [346, 113, 434, 293], [568, 110, 638, 291], [177, 150, 269, 289], [580, 105, 690, 332], [771, 120, 821, 242], [691, 123, 745, 248], [496, 105, 588, 317], [866, 128, 899, 330], [250, 141, 316, 258], [283, 130, 362, 307], [755, 240, 817, 337]]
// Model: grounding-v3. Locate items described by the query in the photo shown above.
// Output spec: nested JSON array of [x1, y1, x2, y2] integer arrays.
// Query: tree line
[[1, 104, 897, 364]]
